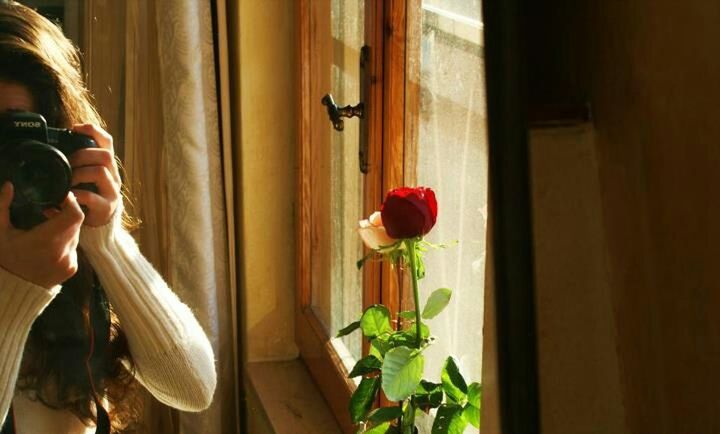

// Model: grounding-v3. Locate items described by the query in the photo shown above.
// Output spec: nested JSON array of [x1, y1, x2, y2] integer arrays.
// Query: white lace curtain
[[124, 1, 239, 433]]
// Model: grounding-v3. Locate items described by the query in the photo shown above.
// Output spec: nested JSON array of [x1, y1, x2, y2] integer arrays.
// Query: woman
[[0, 2, 217, 433]]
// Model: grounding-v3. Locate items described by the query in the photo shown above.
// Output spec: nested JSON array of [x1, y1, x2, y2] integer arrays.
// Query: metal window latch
[[321, 94, 364, 132], [321, 46, 370, 174]]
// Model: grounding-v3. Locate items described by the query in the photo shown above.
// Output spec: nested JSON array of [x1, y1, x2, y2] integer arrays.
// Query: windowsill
[[245, 359, 343, 434]]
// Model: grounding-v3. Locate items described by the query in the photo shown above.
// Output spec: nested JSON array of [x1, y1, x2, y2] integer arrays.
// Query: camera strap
[[0, 406, 15, 434], [85, 275, 110, 434]]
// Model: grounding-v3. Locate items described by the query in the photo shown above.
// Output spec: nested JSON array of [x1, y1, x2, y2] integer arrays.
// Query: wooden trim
[[296, 0, 410, 429], [296, 310, 356, 433], [380, 0, 407, 344], [297, 0, 312, 312], [296, 1, 358, 432], [378, 0, 408, 408], [362, 0, 385, 356]]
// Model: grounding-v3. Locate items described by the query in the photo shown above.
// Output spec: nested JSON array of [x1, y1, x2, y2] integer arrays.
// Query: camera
[[0, 111, 97, 229]]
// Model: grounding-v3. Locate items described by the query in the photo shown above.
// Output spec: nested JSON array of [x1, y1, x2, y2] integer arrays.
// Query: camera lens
[[7, 140, 72, 207]]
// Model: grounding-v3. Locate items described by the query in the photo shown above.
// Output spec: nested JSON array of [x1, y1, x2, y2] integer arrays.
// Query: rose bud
[[380, 187, 438, 239], [358, 211, 397, 250]]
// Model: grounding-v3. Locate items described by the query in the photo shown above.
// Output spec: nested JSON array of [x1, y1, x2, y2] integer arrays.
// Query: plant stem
[[395, 257, 403, 332], [407, 239, 422, 348]]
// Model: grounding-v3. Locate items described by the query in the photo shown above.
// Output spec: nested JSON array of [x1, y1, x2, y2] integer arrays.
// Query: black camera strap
[[85, 274, 110, 434], [0, 406, 14, 434]]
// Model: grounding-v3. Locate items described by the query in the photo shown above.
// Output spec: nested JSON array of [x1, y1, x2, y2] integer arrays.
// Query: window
[[297, 1, 487, 432]]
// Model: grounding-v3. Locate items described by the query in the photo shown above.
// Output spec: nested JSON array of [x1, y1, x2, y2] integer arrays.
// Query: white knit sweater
[[0, 209, 217, 433]]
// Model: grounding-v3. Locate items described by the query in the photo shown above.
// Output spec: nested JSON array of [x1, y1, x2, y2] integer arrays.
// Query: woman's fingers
[[68, 148, 120, 184], [69, 124, 121, 227], [71, 185, 116, 228], [71, 165, 119, 201], [71, 188, 109, 213], [36, 191, 84, 239], [72, 123, 114, 151]]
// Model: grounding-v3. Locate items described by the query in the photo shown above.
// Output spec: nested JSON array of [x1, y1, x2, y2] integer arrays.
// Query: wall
[[588, 2, 720, 432], [529, 1, 720, 432], [235, 0, 298, 362], [530, 126, 625, 434]]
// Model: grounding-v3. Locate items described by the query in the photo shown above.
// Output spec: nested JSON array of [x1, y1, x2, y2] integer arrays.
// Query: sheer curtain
[[123, 1, 239, 433], [405, 2, 487, 432]]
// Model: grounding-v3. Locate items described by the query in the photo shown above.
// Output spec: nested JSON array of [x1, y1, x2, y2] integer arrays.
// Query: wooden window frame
[[296, 1, 410, 432], [297, 1, 501, 431]]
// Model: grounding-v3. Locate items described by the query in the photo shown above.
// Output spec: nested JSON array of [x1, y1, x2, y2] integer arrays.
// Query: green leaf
[[464, 382, 482, 428], [431, 404, 468, 434], [381, 346, 425, 401], [405, 323, 430, 341], [388, 331, 416, 348], [348, 355, 383, 378], [364, 421, 392, 434], [370, 336, 392, 359], [369, 343, 383, 360], [422, 288, 452, 319], [397, 310, 416, 320], [463, 403, 480, 429], [337, 320, 361, 338], [467, 382, 482, 409], [361, 305, 393, 337], [441, 357, 468, 404], [350, 376, 381, 423], [367, 406, 403, 424], [414, 380, 444, 411], [401, 399, 416, 434]]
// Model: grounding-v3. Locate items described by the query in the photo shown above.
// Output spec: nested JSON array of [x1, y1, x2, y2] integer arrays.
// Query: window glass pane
[[409, 1, 486, 431], [310, 0, 365, 366]]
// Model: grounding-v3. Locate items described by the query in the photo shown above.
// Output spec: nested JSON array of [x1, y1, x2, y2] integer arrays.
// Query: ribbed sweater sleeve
[[0, 268, 60, 427], [79, 211, 217, 412]]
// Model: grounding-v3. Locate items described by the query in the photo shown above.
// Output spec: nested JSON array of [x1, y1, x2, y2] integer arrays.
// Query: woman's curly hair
[[0, 1, 142, 432]]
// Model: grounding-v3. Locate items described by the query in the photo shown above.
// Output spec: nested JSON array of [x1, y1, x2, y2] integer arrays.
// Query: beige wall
[[235, 0, 298, 362], [530, 126, 625, 434], [589, 2, 720, 432], [530, 1, 720, 432]]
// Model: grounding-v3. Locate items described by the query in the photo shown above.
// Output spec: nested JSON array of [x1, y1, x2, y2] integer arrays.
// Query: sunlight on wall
[[237, 1, 298, 362]]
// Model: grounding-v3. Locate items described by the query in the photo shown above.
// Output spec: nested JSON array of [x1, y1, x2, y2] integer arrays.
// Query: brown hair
[[0, 1, 141, 432]]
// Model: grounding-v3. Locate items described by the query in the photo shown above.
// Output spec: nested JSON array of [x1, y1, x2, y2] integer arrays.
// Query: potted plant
[[337, 187, 482, 434]]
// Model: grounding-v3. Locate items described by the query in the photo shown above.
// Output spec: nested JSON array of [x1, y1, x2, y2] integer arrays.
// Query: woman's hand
[[0, 183, 84, 289], [68, 124, 122, 227]]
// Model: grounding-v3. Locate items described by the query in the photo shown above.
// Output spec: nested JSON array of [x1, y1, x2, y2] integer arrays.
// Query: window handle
[[321, 46, 370, 174], [321, 94, 364, 132]]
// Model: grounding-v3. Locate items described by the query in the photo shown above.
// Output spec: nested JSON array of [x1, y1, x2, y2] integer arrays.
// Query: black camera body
[[0, 112, 97, 229]]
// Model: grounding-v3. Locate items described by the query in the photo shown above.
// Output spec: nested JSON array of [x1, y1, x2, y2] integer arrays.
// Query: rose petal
[[359, 218, 372, 229], [380, 187, 438, 239], [368, 211, 383, 227], [359, 225, 396, 250]]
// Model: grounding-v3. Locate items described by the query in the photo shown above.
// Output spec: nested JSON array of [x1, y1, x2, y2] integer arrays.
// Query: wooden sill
[[245, 359, 343, 434]]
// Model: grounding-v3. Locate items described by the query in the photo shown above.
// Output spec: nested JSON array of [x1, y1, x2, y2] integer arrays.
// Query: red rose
[[380, 187, 438, 239]]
